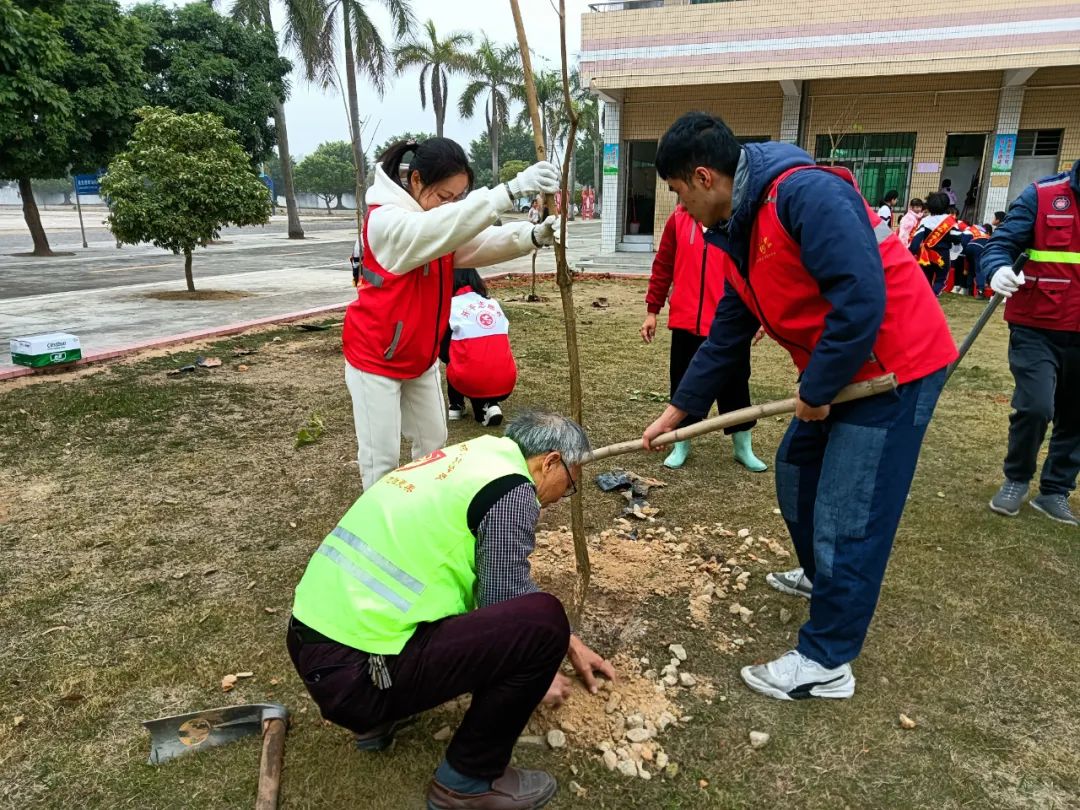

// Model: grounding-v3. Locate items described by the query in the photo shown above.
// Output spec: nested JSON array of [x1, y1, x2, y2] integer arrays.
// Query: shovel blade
[[142, 703, 286, 765]]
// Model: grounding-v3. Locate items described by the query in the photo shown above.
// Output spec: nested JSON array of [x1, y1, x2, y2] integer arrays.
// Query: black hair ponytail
[[379, 137, 475, 194], [453, 267, 488, 298]]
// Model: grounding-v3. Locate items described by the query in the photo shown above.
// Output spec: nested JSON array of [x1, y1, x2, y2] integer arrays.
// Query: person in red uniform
[[984, 158, 1080, 526], [342, 137, 560, 491], [641, 203, 766, 471], [641, 112, 957, 701]]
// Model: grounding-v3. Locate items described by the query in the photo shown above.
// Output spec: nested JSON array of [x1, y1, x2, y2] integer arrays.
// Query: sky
[[124, 0, 592, 158]]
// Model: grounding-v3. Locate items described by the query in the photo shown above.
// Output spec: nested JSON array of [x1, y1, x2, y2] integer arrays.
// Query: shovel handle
[[584, 373, 897, 464], [255, 717, 287, 810]]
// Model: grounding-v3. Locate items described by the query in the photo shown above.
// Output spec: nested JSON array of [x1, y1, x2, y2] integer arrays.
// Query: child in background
[[898, 198, 924, 246], [910, 192, 963, 295], [441, 268, 517, 427], [641, 204, 767, 472], [349, 238, 361, 286], [876, 189, 899, 228]]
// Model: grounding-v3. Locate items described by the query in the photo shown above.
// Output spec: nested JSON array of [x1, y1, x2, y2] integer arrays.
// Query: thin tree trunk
[[342, 3, 368, 237], [325, 197, 332, 215], [273, 100, 304, 239], [18, 177, 53, 256], [183, 250, 195, 292], [433, 65, 444, 138], [510, 0, 589, 615]]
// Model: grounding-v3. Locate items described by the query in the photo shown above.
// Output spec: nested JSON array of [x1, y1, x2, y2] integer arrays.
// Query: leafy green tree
[[393, 19, 472, 138], [372, 131, 436, 162], [499, 160, 529, 184], [468, 124, 536, 189], [294, 140, 356, 213], [101, 107, 271, 292], [132, 2, 290, 163], [0, 0, 148, 255], [459, 37, 522, 184]]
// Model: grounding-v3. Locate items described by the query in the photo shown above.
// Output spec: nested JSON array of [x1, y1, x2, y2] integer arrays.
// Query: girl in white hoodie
[[341, 137, 559, 489]]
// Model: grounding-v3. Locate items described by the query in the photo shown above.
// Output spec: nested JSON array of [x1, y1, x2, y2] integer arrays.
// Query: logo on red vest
[[758, 236, 776, 261], [477, 311, 496, 329], [1052, 195, 1072, 211]]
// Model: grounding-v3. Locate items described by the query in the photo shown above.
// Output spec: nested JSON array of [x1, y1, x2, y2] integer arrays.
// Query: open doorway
[[622, 140, 656, 249], [942, 134, 987, 222]]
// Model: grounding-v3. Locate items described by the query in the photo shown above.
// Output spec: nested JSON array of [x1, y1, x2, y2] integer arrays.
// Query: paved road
[[0, 214, 602, 370]]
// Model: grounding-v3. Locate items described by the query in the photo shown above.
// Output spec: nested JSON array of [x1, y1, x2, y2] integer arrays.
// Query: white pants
[[345, 361, 448, 490]]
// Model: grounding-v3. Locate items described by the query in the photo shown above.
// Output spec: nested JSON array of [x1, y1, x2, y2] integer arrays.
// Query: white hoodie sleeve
[[453, 221, 535, 268], [366, 185, 521, 274]]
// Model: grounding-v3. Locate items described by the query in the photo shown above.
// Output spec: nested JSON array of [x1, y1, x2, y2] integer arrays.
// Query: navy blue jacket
[[673, 142, 887, 413], [981, 158, 1080, 277]]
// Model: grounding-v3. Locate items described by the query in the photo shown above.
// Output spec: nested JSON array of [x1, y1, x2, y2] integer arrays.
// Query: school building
[[579, 0, 1080, 255]]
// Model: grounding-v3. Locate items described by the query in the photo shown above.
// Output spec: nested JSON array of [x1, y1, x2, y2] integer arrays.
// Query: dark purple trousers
[[286, 592, 569, 779]]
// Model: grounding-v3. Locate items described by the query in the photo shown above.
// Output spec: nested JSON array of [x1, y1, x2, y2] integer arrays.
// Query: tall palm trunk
[[487, 101, 499, 185], [18, 177, 53, 256], [273, 99, 305, 239], [432, 64, 444, 137], [342, 2, 369, 233], [256, 0, 303, 239]]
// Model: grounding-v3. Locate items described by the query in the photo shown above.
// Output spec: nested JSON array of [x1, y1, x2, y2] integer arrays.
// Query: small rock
[[662, 673, 678, 687], [637, 763, 651, 780], [739, 606, 754, 623], [772, 507, 781, 515], [679, 672, 697, 687], [560, 720, 577, 733], [598, 740, 613, 753], [546, 729, 567, 749], [569, 780, 584, 796], [737, 528, 751, 538], [13, 715, 25, 727], [602, 750, 619, 771], [899, 713, 917, 730], [639, 744, 654, 762], [669, 644, 687, 661], [616, 759, 638, 778], [655, 751, 669, 770], [643, 669, 657, 681], [936, 491, 945, 498], [749, 730, 770, 749], [626, 727, 652, 743], [433, 725, 452, 741], [220, 674, 238, 692], [669, 657, 681, 669], [729, 602, 743, 615], [626, 713, 644, 729], [235, 671, 254, 679], [517, 735, 545, 746], [779, 607, 793, 624], [656, 711, 677, 731], [698, 778, 708, 788]]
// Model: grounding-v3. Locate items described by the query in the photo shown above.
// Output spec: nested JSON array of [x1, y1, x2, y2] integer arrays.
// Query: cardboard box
[[10, 332, 82, 368]]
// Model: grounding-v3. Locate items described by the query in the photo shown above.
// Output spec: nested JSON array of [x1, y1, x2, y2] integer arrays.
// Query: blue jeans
[[775, 369, 947, 668]]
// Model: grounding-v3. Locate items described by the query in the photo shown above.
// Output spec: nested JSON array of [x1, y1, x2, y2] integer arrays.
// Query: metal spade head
[[143, 703, 288, 765]]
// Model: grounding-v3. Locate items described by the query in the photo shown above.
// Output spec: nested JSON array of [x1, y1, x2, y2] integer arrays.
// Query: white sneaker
[[766, 567, 812, 599], [741, 650, 855, 701], [482, 404, 503, 427], [448, 406, 465, 421]]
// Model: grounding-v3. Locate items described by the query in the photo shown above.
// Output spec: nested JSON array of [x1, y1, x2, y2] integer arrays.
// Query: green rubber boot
[[732, 430, 768, 472], [663, 440, 691, 469]]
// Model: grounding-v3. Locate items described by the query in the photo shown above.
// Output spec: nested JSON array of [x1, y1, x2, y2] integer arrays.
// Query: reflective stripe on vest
[[874, 219, 892, 244], [1027, 249, 1080, 264], [330, 525, 426, 594], [360, 266, 384, 287], [315, 545, 414, 613]]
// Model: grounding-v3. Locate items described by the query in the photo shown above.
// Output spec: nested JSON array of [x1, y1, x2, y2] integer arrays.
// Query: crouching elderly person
[[287, 411, 614, 810]]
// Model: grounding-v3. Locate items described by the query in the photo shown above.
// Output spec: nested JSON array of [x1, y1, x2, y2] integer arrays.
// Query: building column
[[779, 80, 803, 145], [983, 69, 1034, 222], [600, 96, 622, 256]]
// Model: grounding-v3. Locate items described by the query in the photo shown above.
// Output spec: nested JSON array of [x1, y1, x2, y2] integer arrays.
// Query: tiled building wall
[[620, 84, 784, 242], [1021, 66, 1080, 173]]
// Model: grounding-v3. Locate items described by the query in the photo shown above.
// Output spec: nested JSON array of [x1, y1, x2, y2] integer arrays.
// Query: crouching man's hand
[[567, 634, 616, 695]]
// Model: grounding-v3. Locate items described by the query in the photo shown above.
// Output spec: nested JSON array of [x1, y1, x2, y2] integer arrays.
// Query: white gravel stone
[[668, 644, 687, 661], [626, 713, 644, 729], [626, 727, 652, 743], [602, 750, 619, 771], [749, 731, 770, 749], [655, 751, 669, 770], [546, 729, 566, 749], [433, 725, 452, 741], [616, 760, 638, 778], [662, 673, 678, 687], [679, 672, 697, 687]]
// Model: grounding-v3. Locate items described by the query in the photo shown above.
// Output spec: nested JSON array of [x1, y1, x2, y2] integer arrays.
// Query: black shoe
[[355, 716, 417, 751]]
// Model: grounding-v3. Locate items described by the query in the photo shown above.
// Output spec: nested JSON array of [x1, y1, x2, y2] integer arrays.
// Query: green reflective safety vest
[[291, 436, 535, 655]]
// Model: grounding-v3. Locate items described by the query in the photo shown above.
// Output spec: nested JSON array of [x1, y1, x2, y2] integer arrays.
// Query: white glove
[[532, 215, 561, 248], [508, 161, 560, 197], [990, 265, 1026, 298]]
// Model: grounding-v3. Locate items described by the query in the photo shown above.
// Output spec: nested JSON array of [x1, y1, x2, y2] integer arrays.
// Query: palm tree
[[459, 37, 522, 184], [517, 70, 562, 163], [393, 20, 472, 138], [221, 0, 323, 240], [295, 0, 414, 219]]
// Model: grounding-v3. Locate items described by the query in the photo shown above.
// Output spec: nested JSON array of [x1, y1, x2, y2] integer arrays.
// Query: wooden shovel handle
[[584, 374, 898, 464], [254, 717, 286, 810]]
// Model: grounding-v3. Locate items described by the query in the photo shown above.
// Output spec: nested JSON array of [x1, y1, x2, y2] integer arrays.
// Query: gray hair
[[505, 410, 591, 465]]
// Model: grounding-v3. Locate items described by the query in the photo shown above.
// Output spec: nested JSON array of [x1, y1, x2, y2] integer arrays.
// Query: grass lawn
[[1, 278, 1077, 809]]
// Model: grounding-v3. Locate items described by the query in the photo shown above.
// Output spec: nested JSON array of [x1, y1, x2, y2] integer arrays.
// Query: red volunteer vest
[[1004, 176, 1080, 333], [725, 166, 958, 386], [447, 287, 517, 399], [342, 204, 455, 378], [668, 208, 727, 337]]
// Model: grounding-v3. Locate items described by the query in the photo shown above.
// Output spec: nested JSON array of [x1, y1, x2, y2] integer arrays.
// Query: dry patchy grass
[[0, 280, 1077, 809]]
